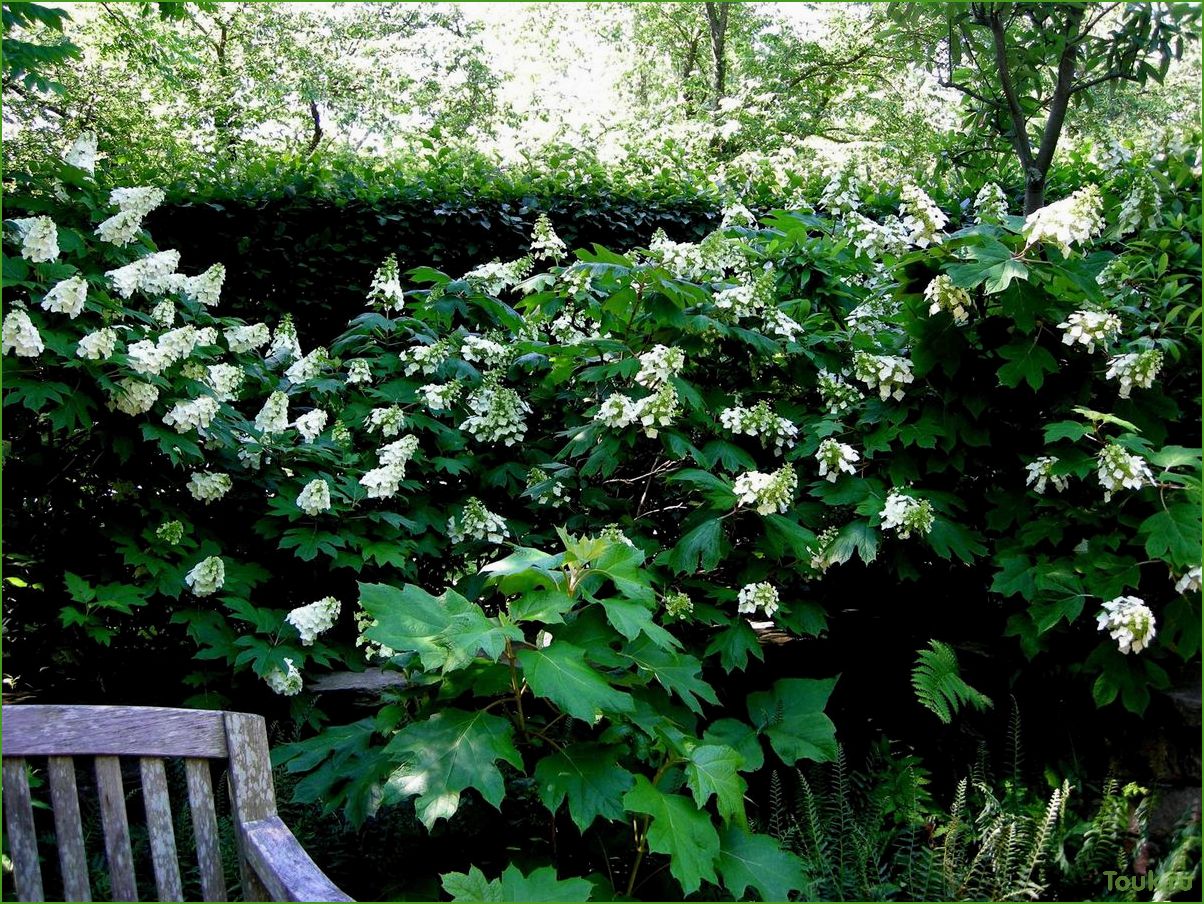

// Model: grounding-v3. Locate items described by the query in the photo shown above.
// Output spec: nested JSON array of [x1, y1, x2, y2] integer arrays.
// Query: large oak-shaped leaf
[[746, 677, 839, 763], [517, 641, 634, 723], [622, 776, 720, 895], [534, 743, 635, 831]]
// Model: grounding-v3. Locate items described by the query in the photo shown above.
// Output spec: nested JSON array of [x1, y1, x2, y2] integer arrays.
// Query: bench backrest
[[3, 705, 284, 902]]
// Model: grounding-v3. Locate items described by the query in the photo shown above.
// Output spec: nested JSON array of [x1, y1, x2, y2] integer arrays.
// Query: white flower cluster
[[364, 406, 405, 438], [294, 409, 328, 443], [265, 658, 302, 696], [448, 497, 509, 544], [296, 478, 332, 516], [106, 250, 180, 298], [345, 358, 372, 385], [845, 212, 910, 260], [647, 231, 709, 282], [368, 254, 404, 311], [808, 527, 839, 575], [734, 464, 797, 515], [1025, 456, 1069, 495], [737, 582, 780, 619], [600, 525, 636, 548], [635, 344, 686, 388], [632, 385, 680, 437], [1174, 566, 1201, 595], [663, 591, 694, 619], [1097, 596, 1156, 654], [188, 471, 232, 504], [184, 556, 225, 597], [40, 275, 88, 319], [1022, 185, 1104, 256], [763, 307, 805, 342], [713, 282, 765, 318], [461, 335, 511, 369], [819, 169, 861, 216], [548, 306, 602, 345], [225, 322, 271, 353], [881, 491, 934, 538], [460, 380, 530, 445], [268, 317, 302, 362], [355, 609, 396, 661], [817, 369, 863, 413], [560, 264, 595, 297], [205, 363, 244, 401], [720, 202, 756, 228], [255, 391, 291, 435], [9, 216, 59, 262], [77, 327, 118, 360], [163, 395, 219, 433], [1115, 174, 1160, 237], [719, 402, 798, 453], [419, 381, 463, 411], [465, 257, 532, 295], [853, 351, 915, 401], [63, 131, 97, 173], [531, 213, 567, 261], [359, 435, 419, 499], [973, 182, 1009, 225], [1058, 310, 1122, 353], [899, 183, 948, 248], [816, 439, 860, 481], [284, 347, 328, 385], [176, 264, 225, 308], [156, 520, 185, 544], [526, 467, 567, 507], [96, 187, 165, 245], [401, 340, 450, 376], [2, 310, 44, 357], [1105, 349, 1163, 398], [596, 392, 640, 428], [286, 596, 341, 646], [151, 300, 175, 327], [924, 274, 971, 324], [109, 379, 160, 416], [1096, 443, 1154, 501]]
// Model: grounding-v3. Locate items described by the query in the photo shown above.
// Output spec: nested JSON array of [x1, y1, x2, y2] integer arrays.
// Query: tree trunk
[[306, 100, 323, 154], [704, 2, 729, 106], [1023, 178, 1046, 215]]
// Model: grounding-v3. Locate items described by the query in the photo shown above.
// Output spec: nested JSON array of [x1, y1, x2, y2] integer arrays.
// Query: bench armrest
[[242, 816, 354, 902]]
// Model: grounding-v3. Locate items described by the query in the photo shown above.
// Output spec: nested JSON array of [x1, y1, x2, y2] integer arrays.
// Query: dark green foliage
[[912, 640, 993, 724]]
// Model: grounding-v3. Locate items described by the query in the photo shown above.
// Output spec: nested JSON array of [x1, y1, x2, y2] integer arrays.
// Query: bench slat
[[47, 757, 92, 902], [2, 758, 45, 902], [185, 758, 227, 902], [3, 706, 227, 758], [95, 756, 139, 902], [242, 816, 354, 902], [140, 758, 184, 902], [223, 712, 275, 901]]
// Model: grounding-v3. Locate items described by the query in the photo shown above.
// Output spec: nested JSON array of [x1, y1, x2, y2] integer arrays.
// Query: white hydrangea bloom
[[924, 274, 971, 324], [448, 497, 509, 544], [846, 211, 910, 259], [530, 213, 567, 261], [816, 439, 860, 482], [1105, 349, 1163, 398], [663, 590, 694, 619], [1022, 185, 1105, 256], [1115, 173, 1160, 237], [105, 250, 181, 298], [345, 358, 373, 385], [95, 209, 146, 246], [204, 363, 244, 402], [548, 306, 602, 345], [364, 406, 405, 438], [1174, 566, 1201, 595], [2, 310, 44, 357], [720, 202, 757, 228], [1096, 443, 1154, 501], [713, 282, 764, 318], [255, 391, 290, 435], [719, 402, 798, 453], [8, 216, 59, 262], [149, 299, 175, 327], [126, 339, 168, 375], [459, 383, 529, 445], [419, 381, 462, 411], [110, 186, 166, 217], [1025, 456, 1069, 495], [359, 463, 406, 499], [526, 467, 567, 507], [286, 597, 341, 646], [294, 409, 328, 444], [819, 169, 861, 216], [853, 351, 915, 401], [284, 347, 328, 385], [633, 384, 680, 437], [817, 369, 863, 413], [184, 556, 225, 597], [378, 435, 419, 469], [188, 471, 233, 504], [163, 395, 219, 433], [808, 527, 840, 575], [177, 264, 225, 307], [595, 392, 640, 428], [734, 464, 797, 515], [368, 254, 404, 311], [77, 327, 118, 360], [737, 582, 780, 619], [461, 335, 511, 368], [194, 326, 218, 348], [401, 340, 450, 376], [880, 491, 935, 538], [764, 307, 805, 341], [1097, 596, 1156, 654], [635, 344, 686, 388], [1058, 310, 1121, 353], [264, 658, 302, 696], [156, 326, 199, 367], [899, 183, 948, 248], [63, 131, 97, 172], [973, 182, 1008, 225], [647, 231, 709, 281], [109, 379, 159, 415], [296, 478, 332, 516], [39, 275, 88, 318], [267, 317, 302, 363], [465, 257, 533, 295], [156, 520, 185, 544], [600, 525, 636, 548], [225, 323, 271, 353], [355, 609, 396, 661]]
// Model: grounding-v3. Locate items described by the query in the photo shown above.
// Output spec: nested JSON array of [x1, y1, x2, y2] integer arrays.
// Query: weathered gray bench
[[2, 705, 352, 902]]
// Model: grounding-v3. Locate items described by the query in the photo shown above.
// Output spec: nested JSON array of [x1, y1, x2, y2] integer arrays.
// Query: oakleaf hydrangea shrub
[[2, 128, 1201, 898]]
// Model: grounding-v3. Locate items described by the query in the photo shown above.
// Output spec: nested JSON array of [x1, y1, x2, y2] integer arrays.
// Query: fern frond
[[912, 640, 994, 723]]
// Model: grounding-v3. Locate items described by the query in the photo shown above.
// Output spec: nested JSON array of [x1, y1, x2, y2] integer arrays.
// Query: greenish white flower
[[816, 439, 860, 481], [205, 363, 244, 402], [817, 369, 863, 413], [294, 409, 328, 444], [1105, 349, 1162, 398], [296, 478, 332, 516], [663, 591, 694, 619], [973, 182, 1008, 225], [734, 464, 797, 515], [149, 299, 175, 327], [737, 582, 779, 619], [853, 351, 914, 401], [1097, 596, 1156, 654], [368, 254, 404, 311], [460, 381, 529, 445], [364, 406, 405, 438], [448, 497, 508, 544], [595, 392, 640, 429], [360, 464, 405, 499], [1058, 310, 1121, 353], [635, 344, 685, 388], [156, 520, 185, 544], [284, 347, 328, 385], [2, 310, 44, 357], [720, 402, 798, 454], [264, 658, 302, 696], [1022, 185, 1104, 255], [106, 250, 180, 298], [286, 597, 341, 646], [461, 334, 511, 368], [880, 491, 934, 538], [634, 384, 679, 437], [255, 391, 290, 435], [1174, 566, 1201, 595], [465, 257, 532, 295], [40, 275, 88, 319], [109, 378, 159, 415], [77, 327, 118, 360], [63, 131, 96, 172], [401, 340, 450, 376], [899, 183, 947, 247], [378, 435, 419, 470], [225, 323, 271, 353], [1096, 443, 1153, 501], [530, 213, 566, 261], [163, 395, 219, 433], [267, 316, 302, 362], [184, 556, 225, 597], [924, 274, 971, 324], [419, 381, 462, 411], [8, 216, 59, 262], [188, 471, 232, 504], [345, 358, 373, 385], [176, 263, 225, 307], [1025, 456, 1068, 494]]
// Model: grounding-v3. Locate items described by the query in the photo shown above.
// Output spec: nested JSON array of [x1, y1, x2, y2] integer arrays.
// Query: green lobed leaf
[[622, 775, 720, 895], [533, 743, 635, 832]]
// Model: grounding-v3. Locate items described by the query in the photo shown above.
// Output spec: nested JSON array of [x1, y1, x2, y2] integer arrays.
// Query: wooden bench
[[2, 705, 353, 902]]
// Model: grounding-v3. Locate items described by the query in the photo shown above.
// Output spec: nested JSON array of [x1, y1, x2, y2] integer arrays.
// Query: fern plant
[[912, 640, 994, 723]]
